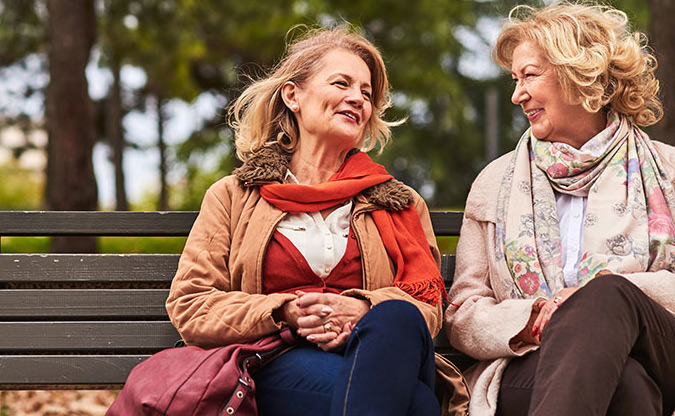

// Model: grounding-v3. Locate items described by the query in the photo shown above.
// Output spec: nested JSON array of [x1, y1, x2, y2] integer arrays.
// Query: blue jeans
[[253, 300, 440, 416]]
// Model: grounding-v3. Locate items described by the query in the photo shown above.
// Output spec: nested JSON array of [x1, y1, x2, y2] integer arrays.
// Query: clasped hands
[[282, 291, 370, 352], [514, 287, 580, 347]]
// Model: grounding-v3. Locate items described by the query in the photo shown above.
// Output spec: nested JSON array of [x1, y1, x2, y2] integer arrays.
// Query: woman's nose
[[346, 87, 364, 107], [511, 81, 529, 105], [511, 80, 530, 105]]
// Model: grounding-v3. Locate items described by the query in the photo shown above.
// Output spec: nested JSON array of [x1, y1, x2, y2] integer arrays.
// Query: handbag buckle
[[238, 375, 252, 388]]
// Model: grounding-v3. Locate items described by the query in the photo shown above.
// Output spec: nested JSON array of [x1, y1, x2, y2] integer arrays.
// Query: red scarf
[[260, 152, 446, 305]]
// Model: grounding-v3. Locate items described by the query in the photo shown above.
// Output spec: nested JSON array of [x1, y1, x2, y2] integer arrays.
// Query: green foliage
[[612, 0, 650, 29], [0, 0, 45, 66], [0, 237, 50, 253], [163, 0, 490, 208], [0, 0, 658, 215], [99, 236, 186, 253], [0, 162, 43, 209], [0, 236, 186, 253], [172, 126, 236, 210], [437, 236, 458, 255]]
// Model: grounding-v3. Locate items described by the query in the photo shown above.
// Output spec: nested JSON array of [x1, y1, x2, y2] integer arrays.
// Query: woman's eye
[[334, 80, 348, 87], [362, 91, 372, 100]]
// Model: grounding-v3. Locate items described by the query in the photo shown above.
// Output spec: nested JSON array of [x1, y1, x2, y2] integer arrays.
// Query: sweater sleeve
[[444, 157, 540, 360], [165, 180, 295, 348], [620, 270, 675, 314], [444, 214, 538, 360]]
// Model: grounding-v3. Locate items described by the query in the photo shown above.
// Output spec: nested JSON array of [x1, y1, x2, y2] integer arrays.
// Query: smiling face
[[286, 49, 373, 151], [510, 41, 606, 148]]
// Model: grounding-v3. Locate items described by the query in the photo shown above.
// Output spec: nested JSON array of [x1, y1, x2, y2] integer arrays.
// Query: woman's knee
[[358, 300, 427, 335], [544, 275, 639, 341], [350, 300, 433, 360], [563, 274, 641, 314], [577, 274, 638, 300]]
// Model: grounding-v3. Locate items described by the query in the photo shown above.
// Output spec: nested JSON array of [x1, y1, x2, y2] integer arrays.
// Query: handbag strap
[[240, 328, 298, 371], [221, 366, 255, 416], [279, 327, 297, 344], [221, 328, 298, 415]]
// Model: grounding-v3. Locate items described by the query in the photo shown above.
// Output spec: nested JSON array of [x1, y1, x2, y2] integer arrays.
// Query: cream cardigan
[[445, 142, 675, 415]]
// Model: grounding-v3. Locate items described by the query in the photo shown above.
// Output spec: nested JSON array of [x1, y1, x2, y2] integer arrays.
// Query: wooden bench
[[0, 210, 471, 390]]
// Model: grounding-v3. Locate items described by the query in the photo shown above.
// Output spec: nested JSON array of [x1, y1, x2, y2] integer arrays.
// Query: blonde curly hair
[[229, 25, 399, 162], [493, 2, 662, 126]]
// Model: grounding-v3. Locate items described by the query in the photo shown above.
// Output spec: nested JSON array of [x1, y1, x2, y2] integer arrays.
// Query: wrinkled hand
[[282, 291, 370, 351], [532, 287, 579, 341]]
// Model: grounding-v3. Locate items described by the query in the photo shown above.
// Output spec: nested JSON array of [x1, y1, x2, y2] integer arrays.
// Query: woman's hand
[[532, 287, 579, 341], [283, 291, 370, 351], [510, 305, 542, 350]]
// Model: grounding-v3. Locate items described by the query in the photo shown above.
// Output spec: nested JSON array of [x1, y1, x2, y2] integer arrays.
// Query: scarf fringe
[[395, 275, 448, 306]]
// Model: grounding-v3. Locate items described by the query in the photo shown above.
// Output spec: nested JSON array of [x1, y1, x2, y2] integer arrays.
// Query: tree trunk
[[107, 58, 129, 211], [45, 0, 98, 253], [649, 0, 675, 145], [157, 97, 169, 211]]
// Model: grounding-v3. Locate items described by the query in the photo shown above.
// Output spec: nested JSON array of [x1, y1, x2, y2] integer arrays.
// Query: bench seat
[[0, 210, 472, 389]]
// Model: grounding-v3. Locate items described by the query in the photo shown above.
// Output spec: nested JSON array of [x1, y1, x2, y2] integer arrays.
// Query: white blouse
[[555, 191, 587, 287], [275, 171, 352, 278]]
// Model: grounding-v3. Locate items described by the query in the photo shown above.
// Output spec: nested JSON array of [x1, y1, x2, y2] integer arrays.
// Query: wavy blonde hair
[[229, 25, 399, 161], [493, 2, 662, 126]]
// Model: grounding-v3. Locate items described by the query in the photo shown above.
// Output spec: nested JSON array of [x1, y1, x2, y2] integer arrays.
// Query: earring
[[290, 104, 298, 111]]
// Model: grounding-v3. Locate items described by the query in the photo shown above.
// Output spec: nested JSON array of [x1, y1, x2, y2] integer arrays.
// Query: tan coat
[[166, 147, 443, 349], [445, 142, 675, 415]]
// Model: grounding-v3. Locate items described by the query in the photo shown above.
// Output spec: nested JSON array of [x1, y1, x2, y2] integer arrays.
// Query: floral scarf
[[495, 112, 675, 299]]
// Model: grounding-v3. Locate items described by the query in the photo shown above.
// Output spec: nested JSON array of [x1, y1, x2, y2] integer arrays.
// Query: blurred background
[[0, 1, 673, 413], [0, 0, 671, 253]]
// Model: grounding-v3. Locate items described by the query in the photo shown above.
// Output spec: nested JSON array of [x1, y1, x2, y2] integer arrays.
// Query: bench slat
[[0, 355, 149, 388], [0, 211, 198, 236], [0, 289, 170, 319], [0, 254, 453, 285], [440, 254, 455, 287], [0, 322, 179, 352], [0, 254, 179, 283], [0, 211, 462, 237], [0, 209, 466, 389], [430, 211, 463, 236]]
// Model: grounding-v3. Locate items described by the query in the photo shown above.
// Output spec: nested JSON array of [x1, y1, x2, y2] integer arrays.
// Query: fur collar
[[233, 145, 414, 211]]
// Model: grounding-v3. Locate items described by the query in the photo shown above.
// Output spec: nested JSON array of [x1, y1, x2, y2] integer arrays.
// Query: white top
[[555, 192, 587, 287], [275, 170, 352, 278]]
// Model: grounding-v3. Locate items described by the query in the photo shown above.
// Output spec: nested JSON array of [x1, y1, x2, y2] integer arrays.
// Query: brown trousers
[[496, 275, 675, 416]]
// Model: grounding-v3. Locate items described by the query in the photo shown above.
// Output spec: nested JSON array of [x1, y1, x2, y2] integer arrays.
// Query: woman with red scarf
[[166, 26, 449, 416]]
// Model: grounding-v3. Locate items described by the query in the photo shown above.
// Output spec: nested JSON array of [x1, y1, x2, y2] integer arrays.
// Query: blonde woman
[[167, 26, 447, 415], [445, 3, 675, 415]]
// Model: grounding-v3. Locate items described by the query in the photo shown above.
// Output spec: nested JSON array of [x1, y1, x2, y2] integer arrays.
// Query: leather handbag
[[106, 329, 297, 416], [434, 353, 471, 416]]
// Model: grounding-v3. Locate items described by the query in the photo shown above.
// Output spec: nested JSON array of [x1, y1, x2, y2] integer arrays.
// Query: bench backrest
[[0, 210, 463, 389]]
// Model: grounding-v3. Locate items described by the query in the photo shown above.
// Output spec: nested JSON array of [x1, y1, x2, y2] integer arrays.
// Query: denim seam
[[342, 328, 362, 416]]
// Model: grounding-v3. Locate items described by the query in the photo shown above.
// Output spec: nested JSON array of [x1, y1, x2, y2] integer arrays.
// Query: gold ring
[[553, 296, 564, 305], [323, 323, 331, 333]]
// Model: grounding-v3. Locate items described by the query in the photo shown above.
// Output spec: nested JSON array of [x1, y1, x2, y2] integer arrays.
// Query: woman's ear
[[281, 81, 299, 112]]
